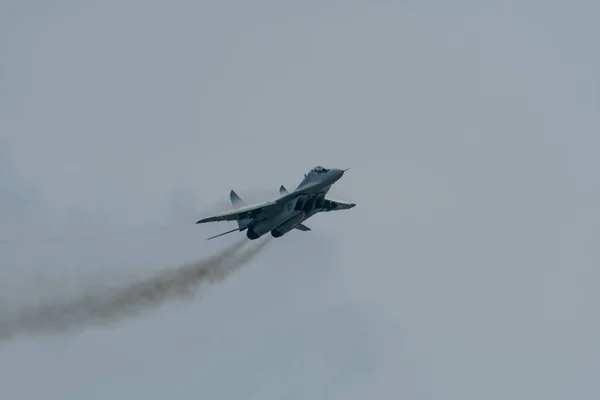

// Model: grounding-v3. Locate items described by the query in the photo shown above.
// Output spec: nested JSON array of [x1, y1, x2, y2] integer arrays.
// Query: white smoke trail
[[0, 237, 270, 342]]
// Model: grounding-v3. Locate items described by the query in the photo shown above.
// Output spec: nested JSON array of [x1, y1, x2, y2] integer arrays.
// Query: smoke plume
[[0, 237, 270, 342]]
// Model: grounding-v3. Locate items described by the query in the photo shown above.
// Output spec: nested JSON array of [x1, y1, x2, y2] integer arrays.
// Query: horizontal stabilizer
[[294, 223, 311, 231], [323, 198, 356, 211]]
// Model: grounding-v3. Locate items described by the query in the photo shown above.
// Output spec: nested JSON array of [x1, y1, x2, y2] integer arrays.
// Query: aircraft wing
[[195, 190, 317, 224], [196, 200, 279, 223]]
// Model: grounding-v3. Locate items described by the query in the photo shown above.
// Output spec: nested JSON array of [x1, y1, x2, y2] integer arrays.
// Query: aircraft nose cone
[[330, 168, 345, 182]]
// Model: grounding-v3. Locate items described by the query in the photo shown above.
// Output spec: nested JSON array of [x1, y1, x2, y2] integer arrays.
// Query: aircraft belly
[[304, 209, 318, 219], [271, 212, 307, 237], [247, 188, 329, 238], [249, 209, 300, 238]]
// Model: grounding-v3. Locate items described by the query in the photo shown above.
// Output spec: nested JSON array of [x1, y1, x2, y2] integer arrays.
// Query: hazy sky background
[[1, 0, 599, 398]]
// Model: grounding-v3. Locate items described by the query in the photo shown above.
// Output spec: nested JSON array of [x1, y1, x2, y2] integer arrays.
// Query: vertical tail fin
[[230, 190, 251, 229], [230, 190, 244, 207], [279, 185, 288, 195]]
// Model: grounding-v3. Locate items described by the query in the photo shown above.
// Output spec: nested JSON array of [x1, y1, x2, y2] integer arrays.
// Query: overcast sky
[[1, 1, 599, 399]]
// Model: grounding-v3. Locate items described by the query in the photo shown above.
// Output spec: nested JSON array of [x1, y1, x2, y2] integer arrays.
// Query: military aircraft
[[196, 166, 355, 240]]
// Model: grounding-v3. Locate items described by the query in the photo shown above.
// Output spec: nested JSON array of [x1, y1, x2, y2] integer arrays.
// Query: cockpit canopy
[[311, 165, 329, 174]]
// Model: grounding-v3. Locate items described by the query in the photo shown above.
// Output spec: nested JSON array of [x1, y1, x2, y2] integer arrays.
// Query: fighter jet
[[196, 166, 355, 240]]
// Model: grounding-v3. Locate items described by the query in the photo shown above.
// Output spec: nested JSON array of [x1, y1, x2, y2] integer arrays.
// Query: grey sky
[[1, 1, 599, 398]]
